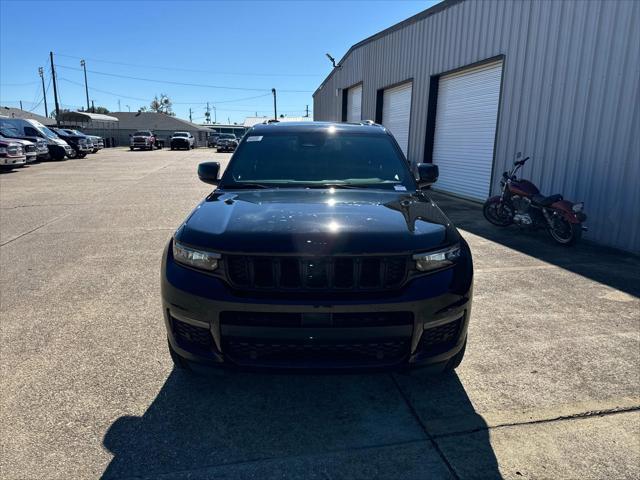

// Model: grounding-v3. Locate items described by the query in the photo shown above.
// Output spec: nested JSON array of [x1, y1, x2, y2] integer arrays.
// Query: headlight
[[172, 240, 220, 271], [413, 244, 461, 272], [0, 147, 7, 154]]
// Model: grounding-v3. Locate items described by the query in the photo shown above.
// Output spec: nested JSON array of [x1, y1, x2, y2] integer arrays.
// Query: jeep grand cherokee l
[[161, 122, 473, 371]]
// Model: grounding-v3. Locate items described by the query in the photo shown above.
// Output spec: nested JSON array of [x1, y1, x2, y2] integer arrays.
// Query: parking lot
[[1, 147, 639, 479]]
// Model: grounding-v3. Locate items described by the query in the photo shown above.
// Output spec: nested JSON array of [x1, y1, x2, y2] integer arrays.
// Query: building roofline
[[313, 0, 464, 97]]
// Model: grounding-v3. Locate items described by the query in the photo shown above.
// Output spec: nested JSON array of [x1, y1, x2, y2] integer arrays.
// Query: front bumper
[[161, 241, 472, 370], [0, 155, 27, 166]]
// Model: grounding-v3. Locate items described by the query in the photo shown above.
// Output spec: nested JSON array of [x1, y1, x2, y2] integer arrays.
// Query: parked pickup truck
[[130, 131, 163, 151], [51, 128, 92, 159], [0, 138, 26, 169], [0, 123, 49, 161], [0, 135, 37, 163]]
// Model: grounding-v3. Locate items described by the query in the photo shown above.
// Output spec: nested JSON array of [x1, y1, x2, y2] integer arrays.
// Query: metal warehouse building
[[313, 0, 639, 253]]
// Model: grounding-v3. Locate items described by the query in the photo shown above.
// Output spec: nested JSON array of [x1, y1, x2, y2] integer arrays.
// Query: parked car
[[0, 122, 49, 161], [216, 133, 238, 152], [130, 130, 162, 150], [207, 132, 221, 148], [0, 118, 72, 160], [51, 128, 92, 158], [58, 128, 96, 153], [170, 131, 195, 150], [161, 122, 472, 372], [0, 135, 37, 163], [87, 135, 104, 152], [0, 138, 26, 170]]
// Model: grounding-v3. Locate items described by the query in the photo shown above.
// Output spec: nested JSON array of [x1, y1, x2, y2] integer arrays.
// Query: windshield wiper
[[303, 184, 364, 190], [220, 183, 273, 190]]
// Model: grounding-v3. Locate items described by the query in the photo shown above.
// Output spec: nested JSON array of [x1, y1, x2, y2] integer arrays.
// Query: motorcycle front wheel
[[483, 199, 514, 226], [548, 217, 582, 246]]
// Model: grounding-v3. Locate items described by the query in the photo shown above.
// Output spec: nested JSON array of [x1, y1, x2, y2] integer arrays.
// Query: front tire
[[483, 199, 514, 226]]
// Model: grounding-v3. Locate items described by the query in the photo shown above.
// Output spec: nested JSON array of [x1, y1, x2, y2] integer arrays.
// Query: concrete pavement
[[1, 148, 638, 479]]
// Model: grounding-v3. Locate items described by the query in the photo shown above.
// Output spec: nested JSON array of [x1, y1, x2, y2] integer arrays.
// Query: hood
[[50, 137, 69, 147], [1, 138, 33, 147], [176, 189, 459, 255]]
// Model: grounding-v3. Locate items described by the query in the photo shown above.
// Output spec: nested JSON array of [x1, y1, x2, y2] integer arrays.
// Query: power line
[[54, 52, 324, 77], [59, 77, 148, 102], [54, 63, 314, 93]]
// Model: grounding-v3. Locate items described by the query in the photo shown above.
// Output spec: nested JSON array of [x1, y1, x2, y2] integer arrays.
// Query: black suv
[[161, 122, 472, 371]]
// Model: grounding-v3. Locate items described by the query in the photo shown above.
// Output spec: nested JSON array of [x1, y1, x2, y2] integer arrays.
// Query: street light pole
[[38, 67, 48, 117], [80, 59, 90, 112], [271, 88, 277, 120]]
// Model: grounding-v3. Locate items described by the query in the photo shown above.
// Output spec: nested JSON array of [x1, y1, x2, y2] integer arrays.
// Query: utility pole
[[50, 52, 61, 125], [205, 102, 211, 123], [19, 100, 23, 110], [305, 105, 309, 117], [118, 99, 121, 112], [38, 67, 48, 117], [91, 100, 95, 112], [189, 108, 193, 122], [125, 105, 130, 112], [213, 105, 217, 123], [271, 88, 277, 120], [80, 59, 90, 112]]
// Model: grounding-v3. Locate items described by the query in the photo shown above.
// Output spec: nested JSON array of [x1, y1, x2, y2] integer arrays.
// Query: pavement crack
[[390, 373, 461, 480], [433, 405, 640, 439], [0, 213, 70, 247]]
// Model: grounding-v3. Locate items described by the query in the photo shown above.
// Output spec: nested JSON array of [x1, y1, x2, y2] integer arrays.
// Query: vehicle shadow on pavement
[[429, 191, 640, 298], [101, 368, 499, 479]]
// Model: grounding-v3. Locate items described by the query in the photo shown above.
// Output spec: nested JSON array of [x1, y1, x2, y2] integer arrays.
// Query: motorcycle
[[483, 154, 587, 245]]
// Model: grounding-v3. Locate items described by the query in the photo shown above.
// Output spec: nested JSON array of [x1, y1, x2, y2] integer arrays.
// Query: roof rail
[[359, 120, 381, 126]]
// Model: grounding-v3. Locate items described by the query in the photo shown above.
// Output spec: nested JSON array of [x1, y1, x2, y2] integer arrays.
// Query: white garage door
[[382, 81, 412, 157], [432, 61, 503, 200], [346, 84, 362, 122]]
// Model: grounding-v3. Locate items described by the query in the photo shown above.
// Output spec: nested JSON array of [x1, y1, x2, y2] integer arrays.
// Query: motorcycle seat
[[532, 193, 563, 206]]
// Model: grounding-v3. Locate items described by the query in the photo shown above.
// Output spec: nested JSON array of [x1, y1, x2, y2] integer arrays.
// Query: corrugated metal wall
[[313, 0, 640, 253]]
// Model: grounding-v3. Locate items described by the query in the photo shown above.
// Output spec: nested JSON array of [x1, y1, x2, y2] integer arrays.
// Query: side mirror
[[198, 162, 220, 185], [416, 163, 439, 188]]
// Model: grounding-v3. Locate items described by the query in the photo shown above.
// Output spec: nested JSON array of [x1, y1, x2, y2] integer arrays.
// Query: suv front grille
[[223, 337, 410, 367], [225, 255, 408, 291], [220, 311, 413, 327]]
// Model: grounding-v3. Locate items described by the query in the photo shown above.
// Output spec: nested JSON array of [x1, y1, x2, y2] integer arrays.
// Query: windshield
[[173, 132, 188, 137], [0, 126, 21, 137], [221, 132, 414, 190], [39, 125, 60, 139], [220, 134, 235, 139], [133, 131, 151, 136]]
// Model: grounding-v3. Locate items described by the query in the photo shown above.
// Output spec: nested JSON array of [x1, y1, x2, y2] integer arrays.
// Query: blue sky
[[0, 0, 437, 123]]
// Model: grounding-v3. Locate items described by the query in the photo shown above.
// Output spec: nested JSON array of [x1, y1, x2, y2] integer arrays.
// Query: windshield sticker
[[246, 136, 263, 142], [394, 185, 407, 191]]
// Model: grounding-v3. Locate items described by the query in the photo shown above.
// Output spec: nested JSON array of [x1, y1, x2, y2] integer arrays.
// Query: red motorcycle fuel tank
[[509, 179, 539, 197]]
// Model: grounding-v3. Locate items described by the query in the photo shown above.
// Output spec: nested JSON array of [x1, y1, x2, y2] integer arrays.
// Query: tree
[[138, 106, 148, 113], [149, 93, 175, 116], [92, 106, 110, 114], [49, 108, 71, 118]]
